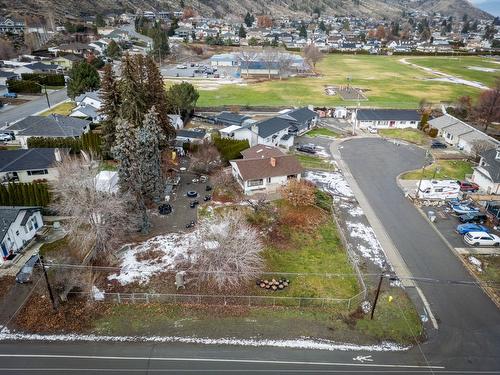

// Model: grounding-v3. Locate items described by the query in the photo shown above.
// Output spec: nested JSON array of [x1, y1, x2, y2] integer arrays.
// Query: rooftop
[[0, 148, 62, 173], [231, 154, 303, 181], [356, 109, 420, 122]]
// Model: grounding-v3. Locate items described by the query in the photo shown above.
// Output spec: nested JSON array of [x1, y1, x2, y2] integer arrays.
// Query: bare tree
[[189, 212, 264, 289], [260, 47, 278, 79], [190, 140, 222, 174], [280, 180, 316, 207], [471, 140, 496, 159], [237, 49, 258, 78], [473, 80, 500, 132], [303, 44, 323, 71], [276, 52, 293, 80], [51, 156, 139, 261], [0, 38, 15, 60]]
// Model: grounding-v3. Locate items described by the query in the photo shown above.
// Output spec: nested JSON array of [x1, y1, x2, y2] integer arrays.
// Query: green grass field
[[406, 56, 500, 87], [193, 55, 485, 109], [378, 128, 428, 145], [294, 153, 333, 170], [401, 160, 474, 180], [305, 128, 339, 138]]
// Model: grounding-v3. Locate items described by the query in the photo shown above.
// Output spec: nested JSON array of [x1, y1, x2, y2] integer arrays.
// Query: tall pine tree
[[99, 64, 121, 156], [119, 54, 147, 127]]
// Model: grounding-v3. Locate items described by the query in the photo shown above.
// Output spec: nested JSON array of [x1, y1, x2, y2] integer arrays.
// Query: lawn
[[192, 54, 483, 109], [294, 153, 333, 170], [406, 56, 500, 88], [39, 101, 76, 116], [470, 255, 500, 302], [305, 127, 339, 138], [378, 128, 428, 145], [401, 160, 474, 180]]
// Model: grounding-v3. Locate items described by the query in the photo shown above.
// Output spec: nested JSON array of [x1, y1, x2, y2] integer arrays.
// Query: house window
[[267, 177, 272, 183], [287, 174, 297, 180], [248, 179, 264, 187], [27, 169, 48, 176]]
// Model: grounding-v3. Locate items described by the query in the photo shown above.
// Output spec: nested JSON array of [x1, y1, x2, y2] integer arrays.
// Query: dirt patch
[[0, 276, 16, 300]]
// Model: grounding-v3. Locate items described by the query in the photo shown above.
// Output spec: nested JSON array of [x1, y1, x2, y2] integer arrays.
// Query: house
[[0, 70, 17, 86], [0, 17, 25, 34], [0, 148, 63, 183], [14, 62, 61, 76], [70, 91, 103, 123], [168, 114, 184, 130], [75, 91, 102, 109], [428, 114, 499, 154], [50, 54, 84, 69], [176, 129, 210, 144], [471, 148, 500, 194], [352, 109, 420, 129], [6, 115, 91, 148], [231, 116, 295, 149], [333, 107, 348, 119], [0, 206, 43, 264], [281, 107, 319, 135], [230, 145, 303, 195], [212, 111, 251, 127], [210, 53, 239, 66]]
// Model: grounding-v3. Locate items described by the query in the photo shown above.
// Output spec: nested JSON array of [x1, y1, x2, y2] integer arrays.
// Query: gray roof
[[0, 148, 60, 173], [479, 148, 500, 183], [428, 114, 460, 130], [0, 206, 40, 243], [441, 122, 473, 137], [71, 105, 98, 119], [357, 109, 420, 122], [24, 62, 60, 71], [0, 70, 16, 78], [247, 116, 296, 138], [214, 111, 250, 125], [7, 115, 90, 137], [285, 107, 318, 124], [176, 129, 207, 139], [75, 91, 101, 103]]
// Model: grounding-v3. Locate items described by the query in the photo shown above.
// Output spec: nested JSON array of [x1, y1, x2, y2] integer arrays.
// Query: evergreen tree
[[244, 12, 254, 27], [119, 54, 147, 127], [238, 24, 247, 38], [165, 81, 199, 119], [318, 20, 326, 32], [137, 107, 165, 203], [67, 61, 100, 99], [112, 119, 139, 193], [299, 23, 307, 38], [106, 40, 121, 59], [151, 24, 170, 60], [100, 64, 121, 156]]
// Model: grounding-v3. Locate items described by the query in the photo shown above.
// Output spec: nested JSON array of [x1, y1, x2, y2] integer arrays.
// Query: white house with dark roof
[[352, 109, 420, 130], [176, 129, 210, 144], [428, 114, 499, 154], [6, 115, 91, 148], [71, 91, 104, 123], [471, 148, 500, 194], [230, 145, 303, 194], [0, 148, 64, 183], [0, 206, 43, 263]]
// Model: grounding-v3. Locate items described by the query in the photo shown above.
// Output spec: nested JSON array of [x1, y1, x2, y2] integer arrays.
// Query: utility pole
[[370, 273, 384, 320], [44, 84, 51, 108], [39, 255, 57, 311]]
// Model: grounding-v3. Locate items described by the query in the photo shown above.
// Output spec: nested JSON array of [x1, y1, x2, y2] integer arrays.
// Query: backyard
[[400, 160, 474, 180], [194, 55, 483, 109]]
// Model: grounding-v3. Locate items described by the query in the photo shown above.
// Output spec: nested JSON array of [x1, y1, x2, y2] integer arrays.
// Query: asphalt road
[[340, 138, 500, 371], [0, 89, 68, 126]]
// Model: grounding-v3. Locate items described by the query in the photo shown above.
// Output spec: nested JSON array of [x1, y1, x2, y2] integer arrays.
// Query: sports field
[[194, 55, 494, 109]]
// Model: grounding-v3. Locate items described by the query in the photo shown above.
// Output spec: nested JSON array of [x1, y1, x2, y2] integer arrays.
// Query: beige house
[[0, 148, 64, 183]]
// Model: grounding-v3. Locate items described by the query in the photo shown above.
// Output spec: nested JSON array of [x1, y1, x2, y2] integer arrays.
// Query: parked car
[[459, 212, 488, 224], [297, 144, 316, 154], [3, 92, 17, 98], [0, 133, 13, 142], [456, 223, 490, 235], [464, 231, 500, 246], [189, 200, 199, 208], [431, 140, 447, 149], [15, 255, 39, 283], [457, 181, 480, 192], [367, 125, 378, 134], [451, 203, 479, 215]]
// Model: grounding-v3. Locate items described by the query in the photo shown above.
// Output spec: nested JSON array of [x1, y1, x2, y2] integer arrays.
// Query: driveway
[[339, 138, 500, 371]]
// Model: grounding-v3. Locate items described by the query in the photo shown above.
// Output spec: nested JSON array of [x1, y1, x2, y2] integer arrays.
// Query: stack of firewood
[[256, 278, 290, 291]]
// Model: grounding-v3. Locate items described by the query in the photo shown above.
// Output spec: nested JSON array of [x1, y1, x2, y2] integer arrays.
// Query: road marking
[[353, 355, 373, 363], [415, 286, 439, 330], [0, 354, 445, 369]]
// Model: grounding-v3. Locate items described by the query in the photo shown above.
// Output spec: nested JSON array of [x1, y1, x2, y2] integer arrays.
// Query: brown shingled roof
[[231, 155, 303, 181], [240, 145, 285, 159]]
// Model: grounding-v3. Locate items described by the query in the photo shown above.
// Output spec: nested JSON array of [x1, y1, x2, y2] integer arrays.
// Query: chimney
[[270, 157, 276, 167]]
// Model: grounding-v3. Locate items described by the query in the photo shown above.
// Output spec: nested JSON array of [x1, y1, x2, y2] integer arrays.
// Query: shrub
[[213, 137, 250, 162], [428, 128, 438, 138], [27, 132, 102, 155], [314, 189, 332, 212], [21, 73, 65, 86], [7, 79, 41, 94], [0, 182, 50, 206]]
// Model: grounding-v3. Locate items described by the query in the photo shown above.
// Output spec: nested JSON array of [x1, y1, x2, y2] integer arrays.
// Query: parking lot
[[162, 61, 238, 79]]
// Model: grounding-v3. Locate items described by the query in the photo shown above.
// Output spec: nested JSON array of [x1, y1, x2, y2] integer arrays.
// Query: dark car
[[457, 181, 480, 192], [431, 140, 447, 149], [205, 185, 212, 192], [15, 255, 39, 283], [189, 200, 199, 208], [158, 203, 172, 215], [459, 212, 488, 224], [297, 144, 316, 154]]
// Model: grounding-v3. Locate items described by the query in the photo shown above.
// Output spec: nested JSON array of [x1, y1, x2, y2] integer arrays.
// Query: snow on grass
[[92, 286, 105, 301], [108, 233, 196, 285], [314, 145, 331, 159], [468, 256, 483, 272], [346, 221, 387, 269], [305, 170, 353, 198], [0, 327, 408, 351]]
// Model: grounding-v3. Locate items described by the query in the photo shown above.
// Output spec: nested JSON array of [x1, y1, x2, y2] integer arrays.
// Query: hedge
[[0, 182, 50, 206], [213, 137, 249, 162], [27, 132, 103, 156], [7, 79, 41, 94], [21, 73, 65, 86]]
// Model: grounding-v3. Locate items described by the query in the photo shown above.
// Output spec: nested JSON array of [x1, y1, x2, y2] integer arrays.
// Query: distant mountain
[[0, 0, 493, 21], [474, 0, 500, 17]]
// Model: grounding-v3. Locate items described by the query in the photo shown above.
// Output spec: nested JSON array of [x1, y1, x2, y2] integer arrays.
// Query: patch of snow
[[305, 171, 353, 198], [0, 327, 409, 352], [108, 233, 197, 285], [426, 77, 487, 89], [314, 145, 331, 158], [361, 301, 371, 314], [467, 66, 498, 73], [468, 256, 482, 272], [92, 286, 105, 301], [347, 206, 364, 217], [346, 222, 387, 269]]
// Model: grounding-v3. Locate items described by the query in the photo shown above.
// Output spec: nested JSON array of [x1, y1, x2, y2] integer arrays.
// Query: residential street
[[0, 89, 68, 126], [339, 138, 500, 371]]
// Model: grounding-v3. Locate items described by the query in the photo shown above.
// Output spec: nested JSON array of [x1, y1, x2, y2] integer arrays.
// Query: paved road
[[0, 89, 68, 126], [0, 340, 449, 374], [119, 23, 152, 46], [340, 138, 500, 371]]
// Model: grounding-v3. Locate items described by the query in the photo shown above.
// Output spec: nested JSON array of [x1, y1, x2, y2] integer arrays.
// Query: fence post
[[117, 293, 121, 303]]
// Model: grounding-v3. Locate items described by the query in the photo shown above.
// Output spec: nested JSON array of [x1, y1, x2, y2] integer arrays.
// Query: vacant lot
[[401, 160, 473, 180], [406, 56, 500, 88], [194, 55, 483, 109], [40, 101, 75, 116], [378, 128, 428, 145], [306, 128, 339, 138]]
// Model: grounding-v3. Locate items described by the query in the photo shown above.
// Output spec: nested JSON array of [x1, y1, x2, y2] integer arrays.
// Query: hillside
[[0, 0, 493, 21]]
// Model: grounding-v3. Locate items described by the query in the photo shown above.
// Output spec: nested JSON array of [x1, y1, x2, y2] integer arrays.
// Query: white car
[[0, 133, 12, 142], [367, 125, 378, 134], [464, 231, 500, 247]]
